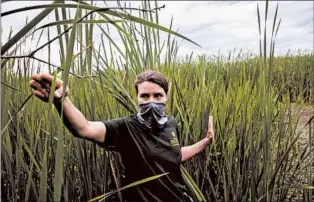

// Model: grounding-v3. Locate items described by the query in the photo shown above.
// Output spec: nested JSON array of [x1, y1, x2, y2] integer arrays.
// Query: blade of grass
[[1, 1, 58, 55], [88, 172, 169, 202], [53, 3, 80, 201], [35, 19, 126, 31]]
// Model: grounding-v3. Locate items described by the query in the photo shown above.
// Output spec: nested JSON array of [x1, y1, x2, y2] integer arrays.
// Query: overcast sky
[[1, 1, 313, 72]]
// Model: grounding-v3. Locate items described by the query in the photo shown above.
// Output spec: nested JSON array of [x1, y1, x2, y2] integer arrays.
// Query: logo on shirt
[[170, 132, 179, 147]]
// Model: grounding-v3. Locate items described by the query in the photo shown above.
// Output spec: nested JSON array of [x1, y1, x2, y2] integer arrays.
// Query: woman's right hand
[[29, 74, 69, 103]]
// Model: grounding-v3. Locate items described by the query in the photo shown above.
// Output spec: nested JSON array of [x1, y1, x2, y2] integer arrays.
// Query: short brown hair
[[135, 70, 169, 95]]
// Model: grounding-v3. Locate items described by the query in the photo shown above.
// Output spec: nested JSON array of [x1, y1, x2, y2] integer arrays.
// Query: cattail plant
[[1, 0, 313, 202]]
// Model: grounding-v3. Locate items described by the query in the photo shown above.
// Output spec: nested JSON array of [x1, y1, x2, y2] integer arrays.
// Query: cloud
[[155, 1, 313, 57], [1, 0, 313, 73]]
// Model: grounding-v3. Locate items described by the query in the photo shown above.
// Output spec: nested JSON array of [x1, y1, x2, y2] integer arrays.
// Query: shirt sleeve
[[173, 117, 182, 148], [98, 117, 126, 150]]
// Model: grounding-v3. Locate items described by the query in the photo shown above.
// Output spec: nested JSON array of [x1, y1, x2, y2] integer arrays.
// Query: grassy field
[[1, 1, 314, 202]]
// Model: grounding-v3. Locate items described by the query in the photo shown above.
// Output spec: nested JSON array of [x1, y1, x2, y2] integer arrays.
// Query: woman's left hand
[[204, 115, 215, 145]]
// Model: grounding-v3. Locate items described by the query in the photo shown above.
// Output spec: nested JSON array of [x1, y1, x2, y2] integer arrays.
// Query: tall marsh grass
[[1, 0, 314, 201]]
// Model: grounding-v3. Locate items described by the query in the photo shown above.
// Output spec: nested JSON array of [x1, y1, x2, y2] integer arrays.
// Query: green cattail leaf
[[1, 1, 58, 55], [181, 166, 206, 201], [104, 9, 201, 47], [38, 134, 49, 201], [53, 3, 80, 201], [2, 3, 200, 48], [48, 71, 58, 104], [34, 19, 126, 31], [88, 172, 169, 202]]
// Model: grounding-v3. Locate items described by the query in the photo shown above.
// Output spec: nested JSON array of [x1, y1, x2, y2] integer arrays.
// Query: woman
[[29, 70, 214, 201]]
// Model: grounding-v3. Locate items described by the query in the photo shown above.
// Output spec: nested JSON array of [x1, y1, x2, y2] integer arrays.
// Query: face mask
[[137, 102, 168, 129]]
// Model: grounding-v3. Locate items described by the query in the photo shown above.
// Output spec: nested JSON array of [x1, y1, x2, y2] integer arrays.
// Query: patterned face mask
[[137, 102, 168, 129]]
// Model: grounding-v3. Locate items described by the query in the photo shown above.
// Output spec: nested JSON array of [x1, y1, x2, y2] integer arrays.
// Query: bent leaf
[[88, 172, 169, 202], [35, 19, 126, 31]]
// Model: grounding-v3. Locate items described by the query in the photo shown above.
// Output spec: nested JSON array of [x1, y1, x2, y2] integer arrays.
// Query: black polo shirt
[[101, 114, 193, 201]]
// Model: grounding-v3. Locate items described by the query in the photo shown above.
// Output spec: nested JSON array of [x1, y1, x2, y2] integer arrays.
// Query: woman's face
[[137, 81, 167, 104]]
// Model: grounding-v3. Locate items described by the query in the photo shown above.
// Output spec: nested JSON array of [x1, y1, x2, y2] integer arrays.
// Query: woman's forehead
[[137, 81, 165, 93]]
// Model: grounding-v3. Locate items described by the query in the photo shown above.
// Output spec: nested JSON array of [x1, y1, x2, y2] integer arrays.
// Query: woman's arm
[[181, 138, 212, 161], [54, 97, 106, 143], [30, 74, 107, 144], [181, 116, 214, 162]]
